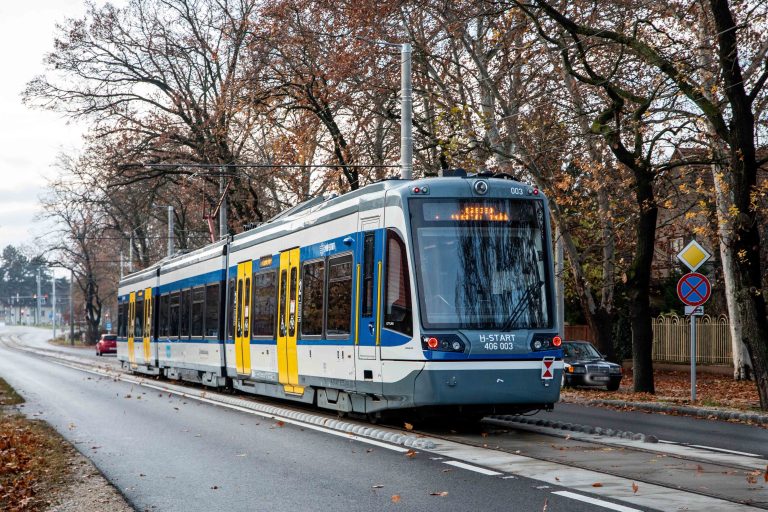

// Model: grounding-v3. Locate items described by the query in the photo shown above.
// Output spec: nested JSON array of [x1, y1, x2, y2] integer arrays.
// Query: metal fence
[[652, 314, 732, 364]]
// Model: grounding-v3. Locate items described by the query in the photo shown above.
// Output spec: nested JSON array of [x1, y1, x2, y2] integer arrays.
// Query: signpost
[[676, 240, 712, 402]]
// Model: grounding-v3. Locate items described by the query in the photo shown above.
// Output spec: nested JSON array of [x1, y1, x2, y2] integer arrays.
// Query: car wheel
[[606, 380, 620, 391], [96, 350, 101, 356]]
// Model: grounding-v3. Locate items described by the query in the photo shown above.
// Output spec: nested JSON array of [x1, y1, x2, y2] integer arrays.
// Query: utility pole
[[167, 205, 175, 257], [69, 270, 75, 346], [36, 269, 42, 326], [400, 43, 413, 181], [219, 169, 228, 239], [52, 273, 57, 339]]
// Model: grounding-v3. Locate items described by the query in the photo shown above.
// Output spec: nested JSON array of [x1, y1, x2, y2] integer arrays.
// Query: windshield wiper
[[501, 280, 543, 331]]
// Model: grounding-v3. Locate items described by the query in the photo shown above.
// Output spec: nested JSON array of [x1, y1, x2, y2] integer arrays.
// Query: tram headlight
[[473, 180, 489, 195], [533, 340, 542, 350], [422, 335, 465, 353]]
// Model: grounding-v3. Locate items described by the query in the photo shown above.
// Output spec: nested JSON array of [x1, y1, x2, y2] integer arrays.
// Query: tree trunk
[[712, 167, 753, 380], [628, 173, 658, 393]]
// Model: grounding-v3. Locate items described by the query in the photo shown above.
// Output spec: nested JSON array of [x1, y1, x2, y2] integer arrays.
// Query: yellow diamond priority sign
[[676, 239, 711, 272]]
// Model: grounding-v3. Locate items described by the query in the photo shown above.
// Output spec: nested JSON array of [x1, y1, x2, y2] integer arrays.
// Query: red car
[[96, 334, 117, 356]]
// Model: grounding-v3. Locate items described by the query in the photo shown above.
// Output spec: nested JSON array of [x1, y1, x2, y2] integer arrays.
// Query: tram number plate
[[483, 342, 515, 351]]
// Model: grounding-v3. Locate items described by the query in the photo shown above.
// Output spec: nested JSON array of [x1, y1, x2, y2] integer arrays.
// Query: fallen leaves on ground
[[404, 422, 413, 431], [0, 413, 74, 512], [391, 495, 401, 503], [592, 482, 603, 487], [562, 368, 760, 412], [405, 449, 417, 458], [632, 482, 639, 494]]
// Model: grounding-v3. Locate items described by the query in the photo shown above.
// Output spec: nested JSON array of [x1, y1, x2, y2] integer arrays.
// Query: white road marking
[[688, 445, 761, 457], [443, 460, 502, 476], [553, 491, 642, 512], [659, 439, 760, 458]]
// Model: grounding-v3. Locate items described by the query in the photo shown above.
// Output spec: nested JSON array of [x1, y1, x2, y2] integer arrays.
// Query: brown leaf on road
[[592, 482, 603, 487], [481, 432, 488, 438], [429, 491, 449, 496], [391, 495, 401, 503], [554, 476, 560, 482], [542, 497, 548, 511], [764, 465, 768, 482], [275, 420, 285, 427], [632, 482, 639, 494], [747, 474, 758, 484], [404, 422, 413, 430], [405, 449, 417, 458]]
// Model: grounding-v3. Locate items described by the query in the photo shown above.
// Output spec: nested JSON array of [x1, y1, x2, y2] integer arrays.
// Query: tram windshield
[[409, 198, 551, 330]]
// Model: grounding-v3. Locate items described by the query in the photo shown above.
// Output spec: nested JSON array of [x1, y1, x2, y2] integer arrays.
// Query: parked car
[[562, 340, 622, 391], [96, 334, 117, 356]]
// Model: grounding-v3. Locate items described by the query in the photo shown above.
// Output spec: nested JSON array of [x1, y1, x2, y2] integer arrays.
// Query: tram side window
[[118, 302, 126, 337], [181, 289, 191, 338], [384, 230, 413, 336], [191, 287, 205, 337], [327, 254, 353, 335], [228, 279, 235, 339], [301, 260, 325, 336], [169, 292, 180, 337], [278, 270, 287, 336], [205, 283, 220, 338], [135, 298, 144, 338], [158, 294, 169, 337], [288, 267, 297, 337], [362, 233, 375, 317], [252, 271, 276, 337]]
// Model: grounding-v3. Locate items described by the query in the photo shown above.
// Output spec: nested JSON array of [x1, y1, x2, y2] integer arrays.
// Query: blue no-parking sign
[[676, 272, 711, 307]]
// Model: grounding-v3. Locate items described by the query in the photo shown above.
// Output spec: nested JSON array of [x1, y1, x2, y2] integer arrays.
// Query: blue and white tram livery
[[116, 175, 563, 418]]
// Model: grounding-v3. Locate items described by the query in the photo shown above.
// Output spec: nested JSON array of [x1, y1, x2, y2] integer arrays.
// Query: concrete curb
[[489, 414, 659, 443], [575, 398, 768, 426]]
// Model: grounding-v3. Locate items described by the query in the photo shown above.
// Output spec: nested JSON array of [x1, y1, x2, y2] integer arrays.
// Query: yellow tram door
[[277, 248, 303, 395], [234, 261, 253, 375], [127, 292, 137, 368], [143, 287, 152, 364]]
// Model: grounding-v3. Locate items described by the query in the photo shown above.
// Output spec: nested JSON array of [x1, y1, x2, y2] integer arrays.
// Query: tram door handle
[[368, 322, 375, 335]]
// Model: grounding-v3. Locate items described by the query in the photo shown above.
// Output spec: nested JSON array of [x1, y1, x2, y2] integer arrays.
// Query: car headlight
[[572, 366, 586, 374], [610, 366, 622, 374]]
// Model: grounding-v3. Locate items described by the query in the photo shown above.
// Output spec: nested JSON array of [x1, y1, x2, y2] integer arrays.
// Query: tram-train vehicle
[[116, 174, 563, 418]]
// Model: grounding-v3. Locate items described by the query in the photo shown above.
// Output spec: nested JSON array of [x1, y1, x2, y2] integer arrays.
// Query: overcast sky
[[0, 1, 97, 259]]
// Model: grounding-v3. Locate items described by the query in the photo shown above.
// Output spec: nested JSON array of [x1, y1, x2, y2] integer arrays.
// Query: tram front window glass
[[410, 198, 551, 330]]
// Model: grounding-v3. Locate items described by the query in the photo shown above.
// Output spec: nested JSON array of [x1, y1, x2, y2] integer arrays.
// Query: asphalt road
[[0, 328, 630, 512], [543, 402, 768, 457]]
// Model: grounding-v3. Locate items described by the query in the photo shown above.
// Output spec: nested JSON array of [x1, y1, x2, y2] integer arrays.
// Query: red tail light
[[552, 336, 562, 347]]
